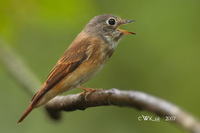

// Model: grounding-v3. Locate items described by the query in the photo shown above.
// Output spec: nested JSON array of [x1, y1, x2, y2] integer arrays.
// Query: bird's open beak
[[117, 19, 136, 35]]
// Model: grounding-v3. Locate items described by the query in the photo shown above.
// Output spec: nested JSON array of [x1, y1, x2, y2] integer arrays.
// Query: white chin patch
[[104, 35, 121, 49]]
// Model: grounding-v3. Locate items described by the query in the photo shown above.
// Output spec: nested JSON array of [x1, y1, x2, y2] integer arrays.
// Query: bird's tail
[[17, 104, 34, 124]]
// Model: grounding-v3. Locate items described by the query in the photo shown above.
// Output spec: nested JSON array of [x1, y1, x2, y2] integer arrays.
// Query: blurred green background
[[0, 0, 200, 133]]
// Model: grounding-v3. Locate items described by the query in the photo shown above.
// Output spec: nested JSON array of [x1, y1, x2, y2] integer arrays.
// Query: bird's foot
[[79, 86, 103, 101]]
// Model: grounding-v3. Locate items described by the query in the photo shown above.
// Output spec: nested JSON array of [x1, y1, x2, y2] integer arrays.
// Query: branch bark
[[1, 38, 200, 133], [45, 89, 200, 133]]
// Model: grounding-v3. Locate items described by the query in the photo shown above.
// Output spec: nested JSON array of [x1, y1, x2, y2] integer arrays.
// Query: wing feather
[[31, 36, 91, 105]]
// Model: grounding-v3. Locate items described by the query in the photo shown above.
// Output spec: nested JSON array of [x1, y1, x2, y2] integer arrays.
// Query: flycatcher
[[17, 14, 135, 124]]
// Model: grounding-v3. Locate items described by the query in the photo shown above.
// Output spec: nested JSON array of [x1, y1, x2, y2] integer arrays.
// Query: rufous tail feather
[[17, 104, 34, 124]]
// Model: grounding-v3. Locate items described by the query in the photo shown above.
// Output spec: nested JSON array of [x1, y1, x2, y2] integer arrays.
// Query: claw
[[79, 87, 103, 101]]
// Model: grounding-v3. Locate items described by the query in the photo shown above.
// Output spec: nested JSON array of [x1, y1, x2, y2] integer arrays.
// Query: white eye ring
[[106, 18, 116, 25]]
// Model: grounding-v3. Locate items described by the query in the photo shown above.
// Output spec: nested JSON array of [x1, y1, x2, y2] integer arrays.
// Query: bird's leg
[[78, 86, 103, 100]]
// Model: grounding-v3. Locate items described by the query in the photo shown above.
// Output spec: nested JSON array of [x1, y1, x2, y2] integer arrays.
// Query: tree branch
[[45, 89, 200, 133], [1, 38, 200, 133]]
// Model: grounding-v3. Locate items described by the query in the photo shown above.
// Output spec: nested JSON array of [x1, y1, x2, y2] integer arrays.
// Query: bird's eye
[[108, 18, 116, 25]]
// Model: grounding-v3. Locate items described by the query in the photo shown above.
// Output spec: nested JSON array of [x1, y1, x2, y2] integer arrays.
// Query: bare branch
[[45, 89, 200, 133]]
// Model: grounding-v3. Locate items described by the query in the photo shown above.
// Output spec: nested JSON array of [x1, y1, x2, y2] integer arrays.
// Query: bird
[[17, 14, 135, 124]]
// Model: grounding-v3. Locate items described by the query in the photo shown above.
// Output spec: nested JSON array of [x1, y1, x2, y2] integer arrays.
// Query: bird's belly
[[61, 61, 104, 90]]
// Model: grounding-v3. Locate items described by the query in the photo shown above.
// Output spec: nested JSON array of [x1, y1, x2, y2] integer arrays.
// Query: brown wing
[[31, 36, 91, 105]]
